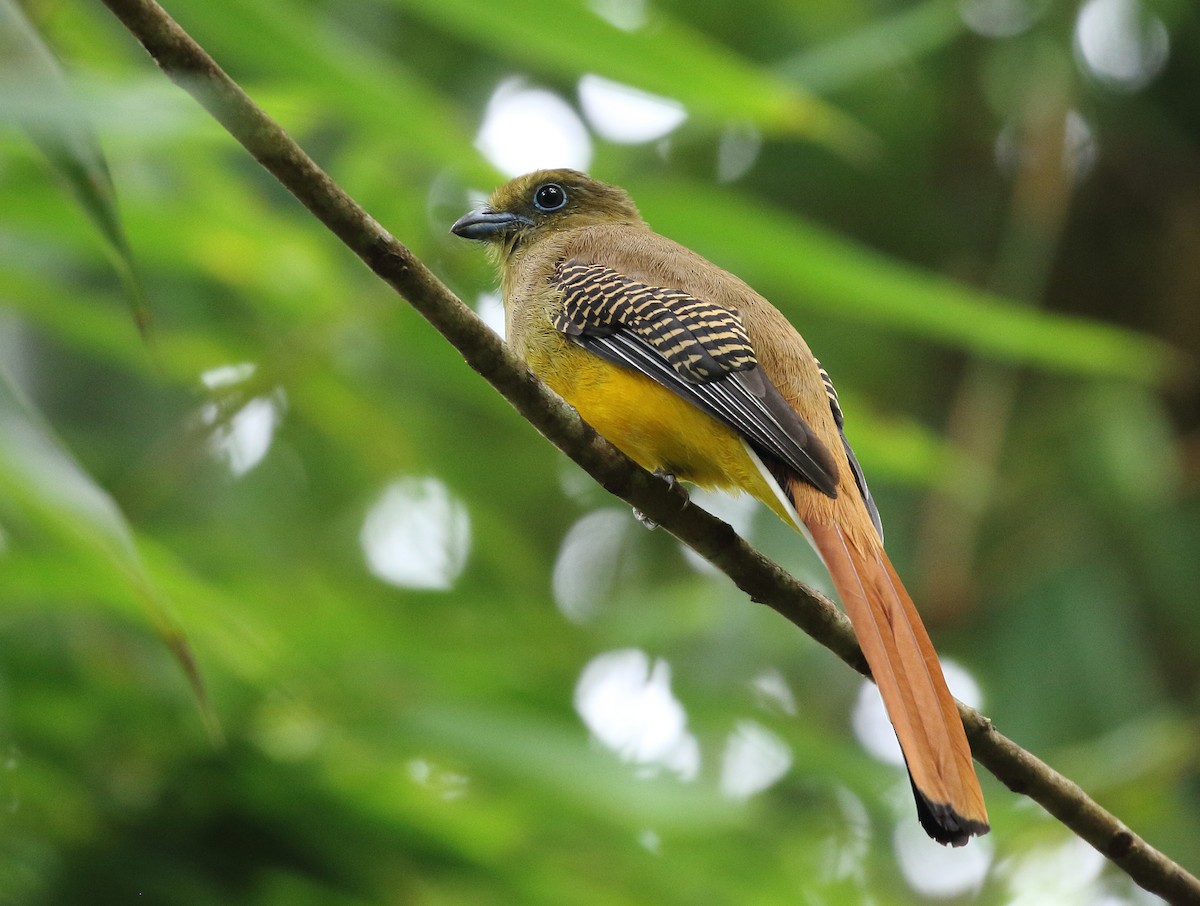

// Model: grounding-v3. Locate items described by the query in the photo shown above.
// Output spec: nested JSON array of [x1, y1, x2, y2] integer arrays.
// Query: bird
[[451, 169, 988, 845]]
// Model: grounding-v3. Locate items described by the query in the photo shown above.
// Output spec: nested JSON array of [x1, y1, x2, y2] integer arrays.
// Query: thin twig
[[97, 0, 1199, 901]]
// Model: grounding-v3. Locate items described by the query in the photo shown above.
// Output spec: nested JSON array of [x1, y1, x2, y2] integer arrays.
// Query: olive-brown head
[[451, 169, 642, 259]]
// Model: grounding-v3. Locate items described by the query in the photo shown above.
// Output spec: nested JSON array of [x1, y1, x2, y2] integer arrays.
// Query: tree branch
[[97, 0, 1199, 901]]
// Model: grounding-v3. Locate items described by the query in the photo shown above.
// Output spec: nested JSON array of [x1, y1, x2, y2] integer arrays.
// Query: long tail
[[807, 519, 989, 846]]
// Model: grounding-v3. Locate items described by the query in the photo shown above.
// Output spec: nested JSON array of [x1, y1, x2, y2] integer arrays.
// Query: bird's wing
[[815, 360, 883, 540], [550, 259, 839, 498]]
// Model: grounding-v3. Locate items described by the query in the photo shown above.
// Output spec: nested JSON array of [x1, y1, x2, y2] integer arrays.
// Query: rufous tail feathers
[[806, 520, 989, 846]]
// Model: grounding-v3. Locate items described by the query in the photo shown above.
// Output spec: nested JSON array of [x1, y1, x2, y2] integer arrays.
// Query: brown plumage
[[452, 169, 988, 845]]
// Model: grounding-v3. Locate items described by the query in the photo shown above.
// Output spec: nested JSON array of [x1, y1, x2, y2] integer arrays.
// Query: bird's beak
[[450, 208, 528, 240]]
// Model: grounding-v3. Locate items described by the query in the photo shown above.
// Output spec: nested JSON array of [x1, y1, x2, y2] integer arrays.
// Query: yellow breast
[[532, 344, 793, 524]]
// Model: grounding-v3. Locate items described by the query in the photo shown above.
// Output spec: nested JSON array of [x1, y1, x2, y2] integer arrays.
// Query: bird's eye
[[533, 183, 567, 212]]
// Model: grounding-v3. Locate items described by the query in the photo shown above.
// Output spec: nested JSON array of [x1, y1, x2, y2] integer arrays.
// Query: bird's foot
[[634, 470, 683, 530]]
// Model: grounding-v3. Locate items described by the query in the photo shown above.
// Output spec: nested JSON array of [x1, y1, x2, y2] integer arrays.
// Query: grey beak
[[450, 209, 526, 240]]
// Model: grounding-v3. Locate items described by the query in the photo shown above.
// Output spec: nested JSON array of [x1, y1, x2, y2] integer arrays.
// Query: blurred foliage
[[1, 0, 1199, 903]]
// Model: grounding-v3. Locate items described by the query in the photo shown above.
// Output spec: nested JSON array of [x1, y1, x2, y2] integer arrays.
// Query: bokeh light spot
[[361, 476, 471, 590], [474, 291, 506, 339], [819, 786, 871, 883], [719, 719, 792, 800], [578, 74, 686, 144], [200, 363, 286, 478], [751, 668, 797, 716], [679, 487, 756, 575], [637, 828, 661, 854], [1074, 0, 1169, 92], [407, 758, 470, 801], [475, 78, 592, 177], [894, 811, 993, 897], [959, 0, 1046, 38], [587, 0, 646, 31], [553, 508, 633, 623], [994, 109, 1099, 183], [1000, 836, 1106, 904], [716, 122, 762, 183], [574, 649, 700, 781]]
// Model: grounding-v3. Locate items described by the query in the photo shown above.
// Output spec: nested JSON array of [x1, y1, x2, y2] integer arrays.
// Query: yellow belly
[[537, 347, 793, 523]]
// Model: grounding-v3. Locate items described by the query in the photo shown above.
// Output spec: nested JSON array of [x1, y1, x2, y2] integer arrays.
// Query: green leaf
[[0, 0, 153, 338], [390, 0, 871, 154], [0, 365, 217, 740], [776, 0, 964, 92], [167, 0, 491, 180]]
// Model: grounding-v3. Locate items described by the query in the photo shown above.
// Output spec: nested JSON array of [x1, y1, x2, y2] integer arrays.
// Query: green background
[[1, 0, 1198, 902]]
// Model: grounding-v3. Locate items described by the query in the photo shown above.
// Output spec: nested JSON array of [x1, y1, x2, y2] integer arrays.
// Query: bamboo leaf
[[167, 0, 491, 180], [0, 366, 217, 740], [776, 0, 964, 92], [0, 0, 153, 338], [390, 0, 870, 154]]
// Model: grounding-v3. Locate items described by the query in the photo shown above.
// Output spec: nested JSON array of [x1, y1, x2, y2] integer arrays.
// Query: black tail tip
[[912, 782, 990, 847]]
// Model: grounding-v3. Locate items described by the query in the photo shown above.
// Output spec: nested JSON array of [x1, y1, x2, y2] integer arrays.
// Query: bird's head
[[451, 169, 641, 258]]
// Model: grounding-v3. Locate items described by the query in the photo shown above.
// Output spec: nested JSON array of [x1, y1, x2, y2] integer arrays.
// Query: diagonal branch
[[97, 0, 1199, 902]]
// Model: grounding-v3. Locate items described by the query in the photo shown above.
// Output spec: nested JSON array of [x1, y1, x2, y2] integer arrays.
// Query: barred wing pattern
[[549, 259, 839, 499], [553, 261, 757, 382]]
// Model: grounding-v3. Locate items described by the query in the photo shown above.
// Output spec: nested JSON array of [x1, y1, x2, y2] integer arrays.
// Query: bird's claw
[[634, 470, 682, 530]]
